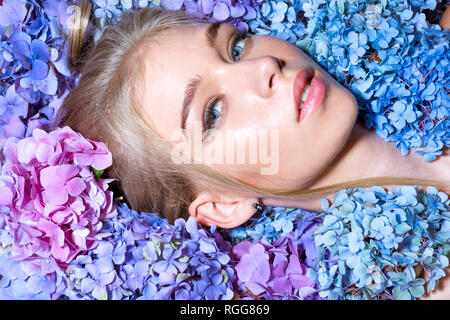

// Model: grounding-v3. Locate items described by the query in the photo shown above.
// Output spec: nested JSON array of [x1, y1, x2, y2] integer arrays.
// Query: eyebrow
[[181, 22, 223, 132]]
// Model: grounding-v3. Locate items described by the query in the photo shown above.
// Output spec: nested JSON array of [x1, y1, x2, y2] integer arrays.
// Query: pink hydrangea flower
[[0, 126, 117, 275]]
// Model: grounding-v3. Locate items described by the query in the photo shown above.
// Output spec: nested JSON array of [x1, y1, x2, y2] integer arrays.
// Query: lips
[[293, 67, 314, 122], [299, 76, 326, 122], [293, 68, 327, 122]]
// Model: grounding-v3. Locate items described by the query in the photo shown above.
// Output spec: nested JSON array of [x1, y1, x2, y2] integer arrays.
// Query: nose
[[236, 55, 284, 99]]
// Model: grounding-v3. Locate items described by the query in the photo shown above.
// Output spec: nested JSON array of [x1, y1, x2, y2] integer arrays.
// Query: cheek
[[204, 128, 283, 183]]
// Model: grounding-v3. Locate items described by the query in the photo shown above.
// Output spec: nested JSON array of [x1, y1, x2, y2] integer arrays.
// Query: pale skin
[[140, 19, 450, 299]]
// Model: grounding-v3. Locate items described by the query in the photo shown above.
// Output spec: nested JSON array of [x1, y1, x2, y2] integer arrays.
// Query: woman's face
[[140, 22, 358, 192]]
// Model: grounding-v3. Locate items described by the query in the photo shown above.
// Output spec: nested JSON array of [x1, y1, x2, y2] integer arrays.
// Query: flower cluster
[[89, 0, 261, 43], [0, 202, 237, 300], [223, 208, 323, 269], [232, 235, 323, 300], [161, 0, 259, 24], [1, 181, 449, 300], [224, 206, 319, 245], [0, 0, 75, 152], [309, 186, 450, 300], [0, 126, 117, 274], [0, 249, 67, 300], [60, 202, 236, 300]]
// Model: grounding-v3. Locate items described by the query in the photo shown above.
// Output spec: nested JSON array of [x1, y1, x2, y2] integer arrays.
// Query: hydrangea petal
[[66, 177, 86, 197]]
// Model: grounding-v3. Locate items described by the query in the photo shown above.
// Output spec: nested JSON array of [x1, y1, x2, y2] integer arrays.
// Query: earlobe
[[188, 191, 260, 229], [189, 197, 237, 227]]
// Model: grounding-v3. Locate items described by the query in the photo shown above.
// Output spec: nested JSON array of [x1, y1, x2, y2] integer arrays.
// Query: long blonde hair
[[53, 0, 449, 223]]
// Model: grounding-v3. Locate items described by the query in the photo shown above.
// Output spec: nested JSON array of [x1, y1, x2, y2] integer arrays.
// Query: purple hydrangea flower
[[62, 202, 236, 300], [232, 235, 322, 300], [0, 84, 29, 122], [0, 0, 28, 28]]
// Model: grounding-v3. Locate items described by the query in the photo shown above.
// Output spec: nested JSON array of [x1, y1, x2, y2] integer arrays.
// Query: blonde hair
[[53, 0, 449, 223]]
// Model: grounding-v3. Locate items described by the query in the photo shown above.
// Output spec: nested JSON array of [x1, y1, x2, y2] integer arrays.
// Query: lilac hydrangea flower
[[161, 0, 184, 11], [232, 235, 322, 300], [0, 115, 27, 151], [0, 250, 66, 300], [0, 84, 29, 122], [93, 0, 124, 19], [0, 0, 28, 28]]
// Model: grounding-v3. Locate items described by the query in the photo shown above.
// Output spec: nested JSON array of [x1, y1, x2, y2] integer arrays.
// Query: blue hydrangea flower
[[93, 0, 123, 19], [310, 186, 450, 300], [79, 257, 117, 300], [12, 36, 50, 81], [387, 101, 420, 130]]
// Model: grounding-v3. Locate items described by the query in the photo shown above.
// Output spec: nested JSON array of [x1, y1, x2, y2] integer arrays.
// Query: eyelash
[[202, 30, 249, 140]]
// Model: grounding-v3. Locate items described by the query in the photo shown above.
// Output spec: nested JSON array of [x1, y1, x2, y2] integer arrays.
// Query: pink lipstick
[[299, 76, 326, 122], [293, 67, 314, 122]]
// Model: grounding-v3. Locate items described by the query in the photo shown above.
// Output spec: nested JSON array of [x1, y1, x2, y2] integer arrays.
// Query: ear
[[188, 191, 260, 229]]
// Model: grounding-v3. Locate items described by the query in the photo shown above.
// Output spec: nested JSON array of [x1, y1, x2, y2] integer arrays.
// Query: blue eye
[[230, 30, 248, 62], [203, 97, 223, 133]]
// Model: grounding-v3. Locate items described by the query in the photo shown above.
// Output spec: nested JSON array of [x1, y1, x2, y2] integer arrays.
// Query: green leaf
[[155, 242, 162, 256], [176, 273, 191, 282], [89, 165, 104, 181], [149, 266, 154, 277], [221, 269, 229, 284]]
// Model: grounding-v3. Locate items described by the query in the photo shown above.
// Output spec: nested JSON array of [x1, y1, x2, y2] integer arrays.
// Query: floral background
[[0, 0, 448, 300]]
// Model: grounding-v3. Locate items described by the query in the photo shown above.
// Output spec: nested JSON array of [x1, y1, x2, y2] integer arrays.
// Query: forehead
[[139, 24, 212, 140]]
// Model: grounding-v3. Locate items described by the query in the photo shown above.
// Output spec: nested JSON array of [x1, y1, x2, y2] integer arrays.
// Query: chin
[[304, 72, 358, 134], [329, 89, 359, 145], [328, 77, 359, 126]]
